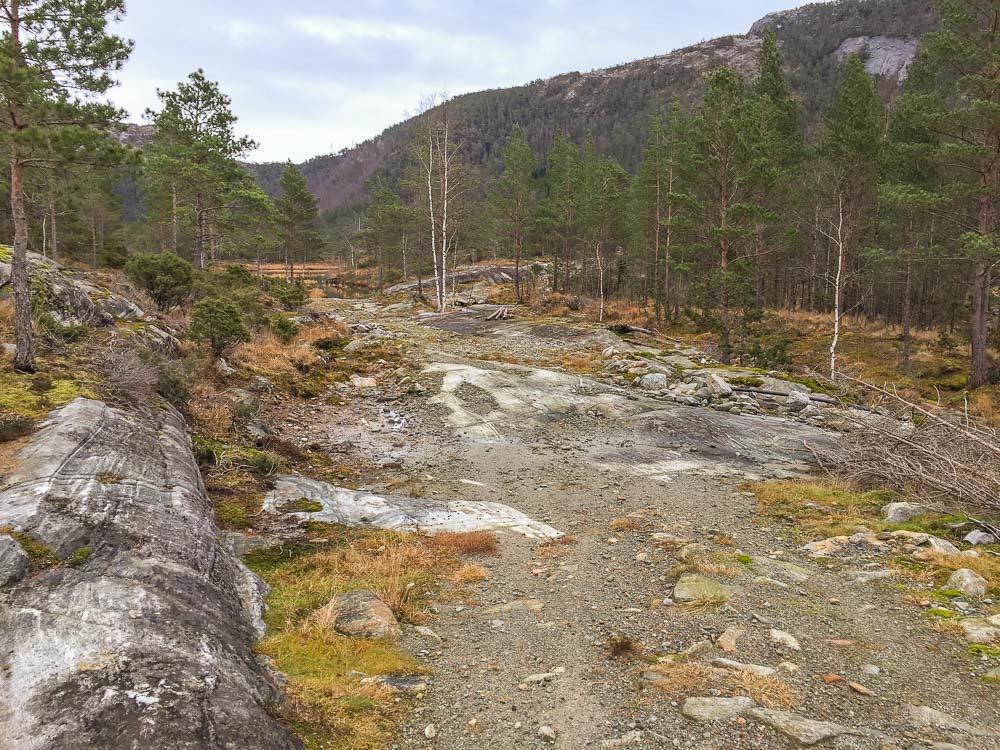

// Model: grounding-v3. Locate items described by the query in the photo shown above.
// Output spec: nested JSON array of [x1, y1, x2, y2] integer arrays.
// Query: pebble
[[538, 725, 557, 742], [424, 724, 436, 739], [770, 628, 801, 651]]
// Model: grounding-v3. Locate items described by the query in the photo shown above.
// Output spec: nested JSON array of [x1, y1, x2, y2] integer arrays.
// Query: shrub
[[97, 345, 159, 401], [34, 311, 88, 343], [99, 241, 128, 269], [189, 297, 250, 357], [266, 278, 307, 310], [0, 412, 34, 442], [125, 253, 194, 311], [269, 315, 299, 344]]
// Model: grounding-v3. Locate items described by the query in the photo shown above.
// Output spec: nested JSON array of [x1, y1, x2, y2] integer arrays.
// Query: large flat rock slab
[[0, 398, 299, 750], [264, 474, 563, 540]]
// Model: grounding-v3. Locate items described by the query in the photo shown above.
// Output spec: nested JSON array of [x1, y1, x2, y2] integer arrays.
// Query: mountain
[[250, 0, 937, 216]]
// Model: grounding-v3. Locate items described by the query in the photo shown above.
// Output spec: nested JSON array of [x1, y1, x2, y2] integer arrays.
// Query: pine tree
[[363, 177, 402, 290], [276, 162, 323, 279], [0, 0, 132, 371], [540, 131, 580, 293], [689, 67, 763, 363], [144, 70, 257, 270], [901, 0, 1000, 388], [632, 102, 697, 319], [488, 124, 538, 300]]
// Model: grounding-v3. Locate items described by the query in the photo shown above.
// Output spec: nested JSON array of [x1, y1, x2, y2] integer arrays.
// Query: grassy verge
[[245, 526, 495, 749]]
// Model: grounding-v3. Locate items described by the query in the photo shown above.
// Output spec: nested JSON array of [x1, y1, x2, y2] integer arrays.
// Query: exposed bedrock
[[0, 398, 300, 749]]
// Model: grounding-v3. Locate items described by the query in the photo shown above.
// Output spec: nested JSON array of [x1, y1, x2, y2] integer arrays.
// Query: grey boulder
[[0, 535, 29, 586]]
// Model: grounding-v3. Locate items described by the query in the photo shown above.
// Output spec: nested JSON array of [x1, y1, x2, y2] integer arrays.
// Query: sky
[[111, 0, 806, 163]]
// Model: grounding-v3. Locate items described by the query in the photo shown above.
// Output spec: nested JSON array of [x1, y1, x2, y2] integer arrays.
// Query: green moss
[[983, 675, 1000, 685], [0, 245, 10, 262], [736, 553, 752, 565], [729, 376, 764, 388], [278, 498, 324, 514], [0, 371, 94, 418], [67, 546, 92, 566], [1, 528, 58, 568], [216, 501, 252, 529], [969, 644, 1000, 658], [928, 607, 958, 619]]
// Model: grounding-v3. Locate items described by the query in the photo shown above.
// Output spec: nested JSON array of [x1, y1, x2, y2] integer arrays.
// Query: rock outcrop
[[0, 398, 300, 749]]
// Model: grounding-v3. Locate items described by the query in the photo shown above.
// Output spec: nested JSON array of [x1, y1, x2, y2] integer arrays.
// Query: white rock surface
[[264, 474, 563, 539], [945, 569, 988, 598]]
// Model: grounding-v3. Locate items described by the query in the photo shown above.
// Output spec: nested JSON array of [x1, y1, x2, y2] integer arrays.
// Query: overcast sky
[[111, 0, 806, 163]]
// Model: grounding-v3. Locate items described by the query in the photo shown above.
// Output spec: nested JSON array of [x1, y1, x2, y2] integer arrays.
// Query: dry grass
[[429, 531, 498, 556], [609, 516, 642, 532], [647, 661, 711, 695], [725, 671, 798, 710], [555, 352, 605, 375], [247, 525, 491, 749], [607, 635, 642, 659], [917, 551, 1000, 595], [751, 480, 899, 539], [449, 563, 490, 585], [536, 534, 578, 558], [928, 617, 966, 636], [231, 331, 320, 378], [0, 299, 13, 336], [186, 382, 234, 437]]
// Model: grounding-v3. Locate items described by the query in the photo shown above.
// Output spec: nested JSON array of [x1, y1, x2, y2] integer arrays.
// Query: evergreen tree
[[488, 124, 539, 300], [901, 0, 1000, 388], [0, 0, 132, 371], [276, 162, 323, 279], [363, 177, 403, 290], [539, 131, 580, 293], [144, 69, 257, 270]]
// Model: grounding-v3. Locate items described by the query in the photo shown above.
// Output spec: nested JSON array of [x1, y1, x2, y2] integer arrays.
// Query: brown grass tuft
[[647, 661, 711, 695], [449, 563, 490, 585], [607, 635, 641, 659], [187, 382, 234, 437], [429, 531, 498, 556], [231, 331, 319, 377], [725, 671, 798, 709], [609, 516, 642, 532], [536, 534, 578, 558]]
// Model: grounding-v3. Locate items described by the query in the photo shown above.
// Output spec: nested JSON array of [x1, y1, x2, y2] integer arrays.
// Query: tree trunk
[[719, 193, 731, 364], [830, 192, 846, 381], [901, 257, 912, 367], [10, 151, 34, 371], [171, 183, 178, 253], [969, 259, 991, 389], [514, 230, 522, 302], [49, 202, 57, 263], [195, 193, 205, 270]]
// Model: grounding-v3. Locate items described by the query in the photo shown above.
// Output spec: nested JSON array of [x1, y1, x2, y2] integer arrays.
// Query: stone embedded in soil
[[945, 569, 988, 598], [263, 474, 563, 539], [801, 536, 849, 557], [360, 675, 429, 694], [965, 529, 999, 545], [483, 598, 544, 614], [752, 556, 813, 583], [314, 590, 401, 639], [711, 658, 777, 677], [638, 373, 668, 390], [538, 725, 557, 742], [672, 573, 732, 603], [906, 705, 989, 737], [958, 614, 1000, 644], [682, 696, 755, 722], [749, 708, 857, 745], [770, 629, 801, 650], [0, 535, 29, 586], [716, 626, 744, 653], [883, 501, 931, 523]]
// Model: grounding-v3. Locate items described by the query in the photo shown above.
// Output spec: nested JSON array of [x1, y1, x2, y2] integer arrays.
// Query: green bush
[[34, 311, 88, 342], [188, 297, 250, 357], [125, 253, 194, 311], [265, 278, 307, 310], [269, 314, 299, 344], [99, 241, 129, 269]]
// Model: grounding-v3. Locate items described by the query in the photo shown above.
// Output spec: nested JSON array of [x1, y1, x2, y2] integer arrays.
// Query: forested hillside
[[250, 0, 937, 215]]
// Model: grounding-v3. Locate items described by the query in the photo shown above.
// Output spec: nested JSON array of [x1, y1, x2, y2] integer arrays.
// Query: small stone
[[749, 708, 855, 745], [784, 390, 811, 412], [717, 626, 744, 653], [770, 629, 801, 651], [861, 664, 881, 677], [638, 373, 669, 390], [907, 705, 987, 737], [538, 725, 557, 742], [945, 569, 988, 598], [778, 661, 799, 674], [711, 658, 776, 677], [959, 614, 1000, 644], [360, 675, 428, 694], [882, 501, 930, 523], [681, 696, 755, 722], [822, 673, 843, 684], [706, 374, 733, 398], [965, 529, 999, 545], [672, 573, 731, 604], [0, 535, 30, 587], [848, 681, 875, 697], [313, 591, 400, 639], [801, 536, 848, 557], [424, 724, 436, 739]]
